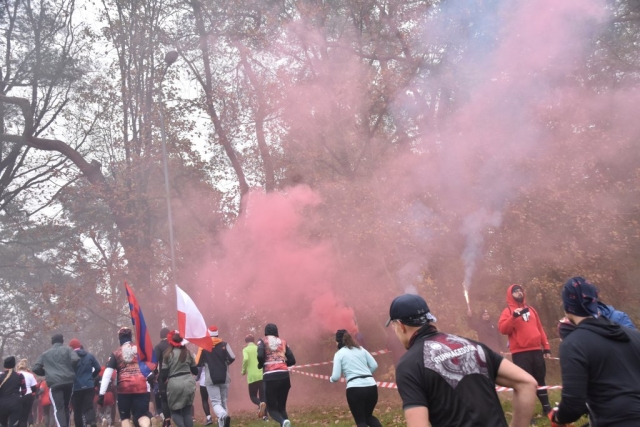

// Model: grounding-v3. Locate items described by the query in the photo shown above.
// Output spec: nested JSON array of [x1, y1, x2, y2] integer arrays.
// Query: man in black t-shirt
[[387, 294, 538, 427]]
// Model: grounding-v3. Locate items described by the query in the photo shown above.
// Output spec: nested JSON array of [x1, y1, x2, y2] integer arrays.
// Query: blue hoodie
[[598, 302, 636, 329], [73, 349, 102, 391]]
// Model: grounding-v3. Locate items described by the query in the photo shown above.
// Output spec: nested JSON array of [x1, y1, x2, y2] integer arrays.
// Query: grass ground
[[192, 390, 589, 426]]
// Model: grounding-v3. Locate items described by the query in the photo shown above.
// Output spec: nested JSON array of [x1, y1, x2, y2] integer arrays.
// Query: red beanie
[[69, 338, 81, 350]]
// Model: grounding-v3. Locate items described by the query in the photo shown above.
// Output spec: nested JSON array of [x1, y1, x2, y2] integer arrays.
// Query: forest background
[[1, 0, 640, 405]]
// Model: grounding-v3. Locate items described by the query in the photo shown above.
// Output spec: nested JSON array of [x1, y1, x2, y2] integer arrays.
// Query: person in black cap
[[33, 334, 79, 427], [548, 277, 640, 427], [153, 327, 172, 427], [387, 293, 538, 427], [0, 356, 26, 427]]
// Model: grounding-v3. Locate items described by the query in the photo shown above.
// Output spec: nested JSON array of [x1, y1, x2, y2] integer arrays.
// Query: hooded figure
[[69, 339, 101, 427], [498, 285, 550, 355], [257, 324, 296, 427], [498, 284, 552, 417], [551, 277, 640, 426]]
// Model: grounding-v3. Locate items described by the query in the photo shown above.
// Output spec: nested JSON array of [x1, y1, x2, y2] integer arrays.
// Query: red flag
[[176, 285, 212, 351], [124, 282, 157, 369]]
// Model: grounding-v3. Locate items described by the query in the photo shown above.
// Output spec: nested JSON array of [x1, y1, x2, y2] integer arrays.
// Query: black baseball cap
[[386, 294, 437, 327]]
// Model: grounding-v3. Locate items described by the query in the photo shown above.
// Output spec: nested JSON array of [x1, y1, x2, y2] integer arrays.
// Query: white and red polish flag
[[176, 285, 212, 351]]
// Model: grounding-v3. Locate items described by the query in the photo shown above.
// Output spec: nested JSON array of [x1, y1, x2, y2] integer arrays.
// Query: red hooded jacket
[[498, 284, 550, 354]]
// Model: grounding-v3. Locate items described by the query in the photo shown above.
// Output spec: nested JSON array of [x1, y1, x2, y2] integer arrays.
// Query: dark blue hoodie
[[73, 349, 102, 391], [557, 316, 640, 426]]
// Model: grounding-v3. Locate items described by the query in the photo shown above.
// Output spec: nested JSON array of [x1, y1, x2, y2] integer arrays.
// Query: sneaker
[[223, 416, 231, 427], [258, 402, 267, 418], [282, 420, 291, 427], [204, 417, 213, 426], [262, 416, 268, 422]]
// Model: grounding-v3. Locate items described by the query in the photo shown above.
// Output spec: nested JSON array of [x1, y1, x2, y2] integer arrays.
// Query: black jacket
[[197, 341, 235, 385], [154, 339, 170, 373], [0, 370, 25, 402], [557, 316, 640, 426]]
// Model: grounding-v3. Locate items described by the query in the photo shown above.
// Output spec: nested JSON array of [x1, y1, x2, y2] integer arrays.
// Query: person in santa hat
[[195, 326, 235, 427]]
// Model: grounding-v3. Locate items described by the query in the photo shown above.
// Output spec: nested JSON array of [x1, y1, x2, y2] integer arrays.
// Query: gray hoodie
[[33, 343, 80, 388]]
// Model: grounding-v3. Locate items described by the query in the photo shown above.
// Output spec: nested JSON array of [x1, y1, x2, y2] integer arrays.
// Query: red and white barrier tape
[[290, 349, 391, 370], [289, 348, 562, 392], [290, 369, 562, 392]]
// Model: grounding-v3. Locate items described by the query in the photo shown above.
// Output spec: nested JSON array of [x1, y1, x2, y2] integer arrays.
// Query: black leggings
[[264, 377, 290, 425], [0, 397, 21, 427], [199, 386, 210, 417], [19, 394, 35, 427], [346, 386, 381, 427], [512, 350, 551, 413], [158, 384, 170, 419], [72, 389, 96, 427], [248, 381, 264, 407]]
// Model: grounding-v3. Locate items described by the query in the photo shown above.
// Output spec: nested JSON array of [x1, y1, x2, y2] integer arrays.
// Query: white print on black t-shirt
[[422, 334, 489, 389], [432, 345, 475, 364]]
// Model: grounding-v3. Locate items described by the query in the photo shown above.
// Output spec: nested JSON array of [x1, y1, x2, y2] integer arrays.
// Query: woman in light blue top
[[330, 329, 382, 427]]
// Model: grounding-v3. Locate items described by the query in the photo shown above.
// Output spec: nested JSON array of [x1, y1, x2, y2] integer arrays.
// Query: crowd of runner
[[1, 275, 640, 427]]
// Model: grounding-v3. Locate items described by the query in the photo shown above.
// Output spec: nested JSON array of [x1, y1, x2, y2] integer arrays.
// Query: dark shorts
[[117, 393, 149, 421]]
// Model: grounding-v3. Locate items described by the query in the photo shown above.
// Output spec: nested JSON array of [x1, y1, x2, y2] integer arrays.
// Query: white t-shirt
[[20, 371, 37, 395]]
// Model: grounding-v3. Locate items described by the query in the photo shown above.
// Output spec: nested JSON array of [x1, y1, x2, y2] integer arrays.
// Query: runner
[[330, 329, 382, 427], [0, 356, 26, 427], [160, 331, 198, 427], [241, 334, 266, 421], [153, 327, 171, 427], [257, 323, 296, 427], [33, 334, 79, 427], [69, 339, 101, 427], [196, 326, 235, 427], [388, 293, 538, 427], [16, 359, 37, 427], [97, 327, 151, 427]]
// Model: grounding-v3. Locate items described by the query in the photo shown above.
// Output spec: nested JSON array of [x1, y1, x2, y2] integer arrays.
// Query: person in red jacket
[[498, 284, 552, 421]]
